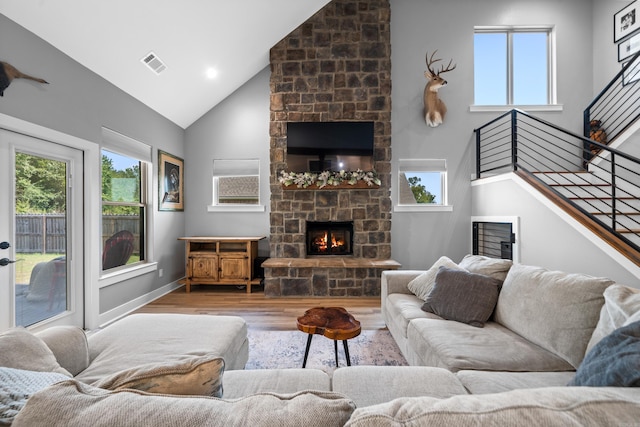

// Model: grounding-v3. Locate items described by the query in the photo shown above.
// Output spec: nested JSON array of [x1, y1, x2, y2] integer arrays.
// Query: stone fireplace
[[263, 0, 400, 297]]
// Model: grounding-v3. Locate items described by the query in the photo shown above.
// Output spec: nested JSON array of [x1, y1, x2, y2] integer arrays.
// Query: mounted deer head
[[423, 50, 456, 127]]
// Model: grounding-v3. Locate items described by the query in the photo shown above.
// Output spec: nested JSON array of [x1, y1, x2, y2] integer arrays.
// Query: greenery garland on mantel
[[279, 169, 381, 189]]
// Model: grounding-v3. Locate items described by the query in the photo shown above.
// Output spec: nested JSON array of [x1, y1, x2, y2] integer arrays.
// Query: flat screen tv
[[286, 121, 374, 172]]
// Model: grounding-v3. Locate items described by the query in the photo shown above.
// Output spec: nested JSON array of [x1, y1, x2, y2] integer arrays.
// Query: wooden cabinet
[[179, 236, 265, 293]]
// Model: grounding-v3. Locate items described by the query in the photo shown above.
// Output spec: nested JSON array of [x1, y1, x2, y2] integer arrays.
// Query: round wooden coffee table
[[296, 306, 361, 368]]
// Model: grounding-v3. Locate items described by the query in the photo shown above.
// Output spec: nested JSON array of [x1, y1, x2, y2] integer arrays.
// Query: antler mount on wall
[[423, 50, 456, 127]]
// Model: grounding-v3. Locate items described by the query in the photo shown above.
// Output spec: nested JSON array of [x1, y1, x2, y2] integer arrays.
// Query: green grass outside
[[14, 252, 141, 285]]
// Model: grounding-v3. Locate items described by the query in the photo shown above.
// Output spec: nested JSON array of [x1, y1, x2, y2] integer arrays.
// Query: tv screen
[[286, 121, 374, 172]]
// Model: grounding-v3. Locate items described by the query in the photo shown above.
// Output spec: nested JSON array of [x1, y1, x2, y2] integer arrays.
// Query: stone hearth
[[266, 0, 396, 297]]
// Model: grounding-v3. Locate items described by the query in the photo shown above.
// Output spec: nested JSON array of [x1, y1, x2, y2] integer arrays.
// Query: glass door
[[0, 129, 84, 331]]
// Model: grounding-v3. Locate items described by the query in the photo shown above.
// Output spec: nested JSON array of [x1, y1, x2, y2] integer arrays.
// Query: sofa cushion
[[407, 256, 464, 300], [332, 366, 468, 407], [93, 355, 225, 397], [457, 254, 512, 282], [0, 367, 69, 425], [76, 314, 248, 384], [407, 318, 573, 372], [344, 387, 640, 427], [569, 320, 640, 387], [384, 293, 441, 339], [494, 264, 613, 368], [223, 369, 330, 399], [587, 284, 640, 353], [421, 267, 501, 328], [0, 328, 71, 377], [13, 381, 356, 427], [456, 370, 576, 394]]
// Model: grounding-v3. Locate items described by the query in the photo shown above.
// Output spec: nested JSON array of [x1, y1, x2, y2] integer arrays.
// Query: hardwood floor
[[132, 284, 386, 331]]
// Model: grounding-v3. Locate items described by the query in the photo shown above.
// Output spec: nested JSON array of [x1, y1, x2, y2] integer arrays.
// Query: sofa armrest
[[36, 326, 90, 377], [381, 270, 423, 297]]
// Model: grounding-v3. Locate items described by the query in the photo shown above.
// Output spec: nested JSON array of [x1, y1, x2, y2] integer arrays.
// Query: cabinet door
[[190, 255, 219, 280], [219, 256, 248, 281]]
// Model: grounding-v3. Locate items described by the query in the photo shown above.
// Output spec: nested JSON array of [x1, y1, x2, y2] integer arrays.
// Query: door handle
[[0, 258, 21, 267], [0, 242, 9, 250]]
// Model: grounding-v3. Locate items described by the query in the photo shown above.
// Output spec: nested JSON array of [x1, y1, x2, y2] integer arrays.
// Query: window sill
[[469, 104, 563, 113], [99, 262, 158, 288], [208, 204, 266, 213], [394, 204, 453, 212]]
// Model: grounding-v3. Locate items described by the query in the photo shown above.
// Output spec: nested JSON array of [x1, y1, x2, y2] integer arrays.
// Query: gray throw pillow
[[568, 320, 640, 387], [421, 267, 501, 328]]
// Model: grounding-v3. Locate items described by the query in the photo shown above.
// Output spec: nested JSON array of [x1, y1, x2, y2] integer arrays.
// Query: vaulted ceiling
[[1, 0, 331, 128]]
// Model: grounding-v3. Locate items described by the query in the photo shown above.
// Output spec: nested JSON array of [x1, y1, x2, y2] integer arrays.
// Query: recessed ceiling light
[[206, 68, 218, 79]]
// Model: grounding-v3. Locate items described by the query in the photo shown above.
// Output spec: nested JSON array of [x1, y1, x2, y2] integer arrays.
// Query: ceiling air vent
[[141, 52, 167, 75]]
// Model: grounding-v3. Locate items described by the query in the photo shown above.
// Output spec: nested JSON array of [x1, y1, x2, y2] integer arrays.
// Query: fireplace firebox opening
[[306, 221, 353, 256]]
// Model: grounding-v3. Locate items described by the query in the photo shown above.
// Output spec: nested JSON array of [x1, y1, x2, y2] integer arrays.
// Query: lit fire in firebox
[[313, 232, 344, 253]]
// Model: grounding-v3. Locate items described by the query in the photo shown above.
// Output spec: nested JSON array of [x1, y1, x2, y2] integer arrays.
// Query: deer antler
[[425, 51, 456, 76], [425, 51, 442, 77]]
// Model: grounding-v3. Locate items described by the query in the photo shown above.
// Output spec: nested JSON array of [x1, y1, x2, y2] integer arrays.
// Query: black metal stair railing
[[583, 51, 640, 163], [474, 109, 640, 253]]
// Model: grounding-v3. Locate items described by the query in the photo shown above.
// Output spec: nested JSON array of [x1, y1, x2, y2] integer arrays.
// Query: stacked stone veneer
[[265, 0, 395, 297]]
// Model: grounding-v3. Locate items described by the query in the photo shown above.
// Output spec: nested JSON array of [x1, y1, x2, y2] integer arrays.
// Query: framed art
[[158, 150, 184, 211], [614, 1, 640, 43], [619, 32, 640, 61]]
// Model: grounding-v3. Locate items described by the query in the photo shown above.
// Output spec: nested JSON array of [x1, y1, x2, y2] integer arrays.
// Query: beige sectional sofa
[[2, 257, 640, 426]]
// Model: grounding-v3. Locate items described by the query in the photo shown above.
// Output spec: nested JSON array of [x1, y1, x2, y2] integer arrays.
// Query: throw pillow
[[421, 267, 501, 327], [457, 254, 513, 282], [0, 328, 71, 377], [0, 367, 70, 425], [569, 320, 640, 387], [586, 284, 640, 354], [93, 354, 225, 397], [408, 256, 465, 301]]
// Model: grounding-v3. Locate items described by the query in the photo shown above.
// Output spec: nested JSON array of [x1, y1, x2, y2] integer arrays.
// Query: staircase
[[474, 53, 640, 266], [533, 171, 640, 249]]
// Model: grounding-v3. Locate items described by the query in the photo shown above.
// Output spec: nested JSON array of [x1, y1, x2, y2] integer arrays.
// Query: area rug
[[245, 328, 408, 375]]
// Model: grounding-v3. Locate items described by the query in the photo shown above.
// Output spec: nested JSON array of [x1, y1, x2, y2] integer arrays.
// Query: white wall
[[390, 0, 595, 269], [0, 14, 186, 321], [472, 174, 640, 288]]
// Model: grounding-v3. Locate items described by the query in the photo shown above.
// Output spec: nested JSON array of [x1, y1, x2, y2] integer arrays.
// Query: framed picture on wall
[[158, 150, 184, 211], [619, 32, 640, 61], [615, 1, 640, 43]]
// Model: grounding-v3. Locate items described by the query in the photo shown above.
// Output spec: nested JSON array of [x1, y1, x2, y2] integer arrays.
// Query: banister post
[[511, 110, 518, 172], [583, 109, 591, 169], [475, 129, 481, 179]]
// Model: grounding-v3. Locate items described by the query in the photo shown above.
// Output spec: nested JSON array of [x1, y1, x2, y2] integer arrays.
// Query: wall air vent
[[141, 52, 167, 75]]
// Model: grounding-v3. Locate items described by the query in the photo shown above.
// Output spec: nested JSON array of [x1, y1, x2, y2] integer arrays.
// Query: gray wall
[[0, 14, 186, 315], [390, 0, 594, 269], [184, 67, 271, 256], [472, 176, 640, 288], [183, 0, 601, 270], [593, 0, 631, 94]]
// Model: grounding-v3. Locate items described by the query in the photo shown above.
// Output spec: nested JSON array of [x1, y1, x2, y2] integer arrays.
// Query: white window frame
[[470, 25, 561, 113], [394, 159, 452, 212], [99, 128, 156, 287], [208, 158, 265, 212]]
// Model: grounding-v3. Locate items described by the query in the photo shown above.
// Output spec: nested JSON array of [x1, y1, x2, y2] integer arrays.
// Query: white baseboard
[[97, 280, 183, 328]]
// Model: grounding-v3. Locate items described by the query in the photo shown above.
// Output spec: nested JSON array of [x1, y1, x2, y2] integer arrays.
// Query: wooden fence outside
[[16, 214, 141, 254]]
